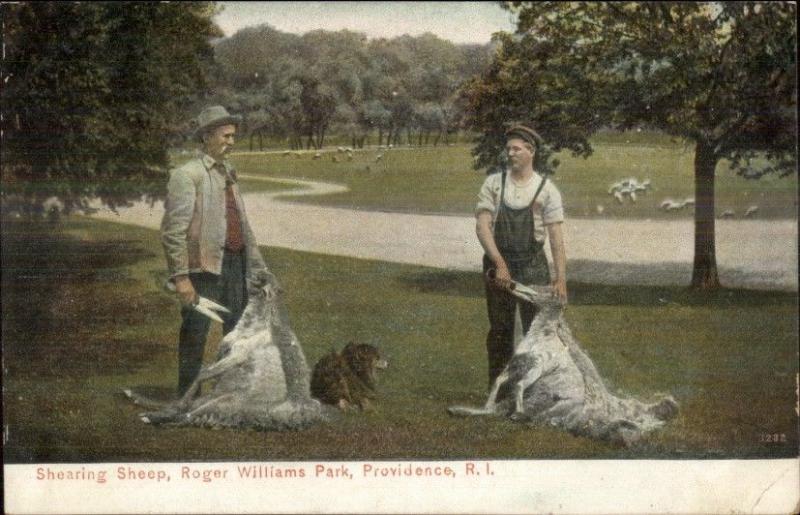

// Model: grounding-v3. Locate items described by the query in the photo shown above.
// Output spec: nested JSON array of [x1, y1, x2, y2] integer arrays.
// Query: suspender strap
[[530, 175, 547, 208], [492, 172, 548, 232]]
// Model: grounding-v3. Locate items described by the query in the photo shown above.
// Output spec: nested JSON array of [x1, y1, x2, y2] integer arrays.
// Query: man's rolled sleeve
[[541, 186, 565, 225], [475, 175, 499, 216], [160, 170, 196, 279]]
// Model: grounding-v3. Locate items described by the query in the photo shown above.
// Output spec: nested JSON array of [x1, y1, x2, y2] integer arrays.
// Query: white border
[[5, 459, 799, 514]]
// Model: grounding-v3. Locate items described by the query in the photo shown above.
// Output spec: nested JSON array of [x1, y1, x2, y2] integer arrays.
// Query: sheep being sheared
[[449, 281, 678, 447], [125, 270, 329, 431]]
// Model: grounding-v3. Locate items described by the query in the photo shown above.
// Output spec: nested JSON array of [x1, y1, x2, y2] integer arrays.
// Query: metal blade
[[193, 303, 225, 323], [197, 296, 231, 314]]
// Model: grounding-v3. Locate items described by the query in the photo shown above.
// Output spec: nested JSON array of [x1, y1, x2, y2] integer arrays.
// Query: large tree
[[1, 2, 220, 211], [466, 1, 796, 289]]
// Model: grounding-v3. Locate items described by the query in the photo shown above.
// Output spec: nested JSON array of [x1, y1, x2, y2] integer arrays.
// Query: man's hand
[[546, 222, 568, 305], [491, 261, 513, 291], [174, 275, 197, 307], [551, 278, 568, 304], [477, 211, 513, 292]]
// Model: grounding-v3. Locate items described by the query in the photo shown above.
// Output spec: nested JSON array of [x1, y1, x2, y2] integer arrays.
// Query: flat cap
[[505, 125, 543, 148]]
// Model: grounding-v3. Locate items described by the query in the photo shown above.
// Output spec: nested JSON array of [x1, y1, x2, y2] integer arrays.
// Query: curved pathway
[[90, 175, 798, 291]]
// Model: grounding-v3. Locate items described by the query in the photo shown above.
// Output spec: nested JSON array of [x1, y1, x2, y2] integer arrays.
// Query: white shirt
[[476, 171, 565, 243]]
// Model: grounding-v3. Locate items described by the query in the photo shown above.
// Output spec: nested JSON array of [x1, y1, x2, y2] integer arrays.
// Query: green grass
[[232, 146, 485, 214], [2, 216, 797, 462], [228, 138, 797, 218], [167, 150, 304, 195], [237, 177, 308, 194]]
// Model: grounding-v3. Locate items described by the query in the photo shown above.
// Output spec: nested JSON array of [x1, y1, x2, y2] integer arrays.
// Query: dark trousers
[[483, 254, 549, 389], [177, 251, 247, 396]]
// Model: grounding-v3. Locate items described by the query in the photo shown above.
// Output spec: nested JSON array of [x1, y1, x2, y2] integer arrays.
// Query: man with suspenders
[[475, 125, 568, 388]]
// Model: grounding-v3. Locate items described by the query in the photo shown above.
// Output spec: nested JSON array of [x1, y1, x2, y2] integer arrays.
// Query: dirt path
[[90, 176, 797, 291]]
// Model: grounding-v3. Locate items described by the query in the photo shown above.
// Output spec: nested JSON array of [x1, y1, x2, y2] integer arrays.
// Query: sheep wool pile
[[126, 271, 330, 430]]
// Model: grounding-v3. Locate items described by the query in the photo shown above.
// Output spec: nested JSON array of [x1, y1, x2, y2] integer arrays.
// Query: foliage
[[468, 2, 797, 174], [465, 1, 797, 289], [211, 25, 494, 149], [463, 31, 604, 175], [1, 2, 220, 210]]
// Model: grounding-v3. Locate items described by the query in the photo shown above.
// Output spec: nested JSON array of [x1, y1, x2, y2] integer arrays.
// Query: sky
[[214, 1, 518, 44]]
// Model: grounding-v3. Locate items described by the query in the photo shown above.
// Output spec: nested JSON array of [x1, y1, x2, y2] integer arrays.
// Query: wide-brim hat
[[505, 125, 543, 149], [193, 105, 242, 139]]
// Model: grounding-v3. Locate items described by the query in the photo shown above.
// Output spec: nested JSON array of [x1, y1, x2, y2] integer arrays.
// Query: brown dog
[[310, 343, 388, 411]]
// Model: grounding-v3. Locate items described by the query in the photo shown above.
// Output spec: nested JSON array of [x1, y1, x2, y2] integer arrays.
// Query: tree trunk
[[258, 131, 263, 152], [317, 128, 325, 149], [690, 140, 721, 290]]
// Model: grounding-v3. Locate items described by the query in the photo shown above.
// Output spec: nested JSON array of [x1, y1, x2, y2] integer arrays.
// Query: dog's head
[[342, 342, 388, 388]]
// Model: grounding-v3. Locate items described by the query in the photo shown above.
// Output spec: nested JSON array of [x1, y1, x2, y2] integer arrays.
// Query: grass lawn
[[236, 176, 307, 194], [229, 134, 797, 219], [167, 151, 304, 195], [3, 216, 797, 462]]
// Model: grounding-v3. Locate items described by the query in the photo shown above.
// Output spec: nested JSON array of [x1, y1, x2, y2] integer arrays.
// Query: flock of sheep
[[605, 176, 759, 218], [283, 145, 390, 171], [607, 177, 652, 203], [276, 152, 764, 219]]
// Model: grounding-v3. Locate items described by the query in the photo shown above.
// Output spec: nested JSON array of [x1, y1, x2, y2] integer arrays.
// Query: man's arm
[[545, 222, 567, 303], [161, 170, 198, 306], [476, 210, 512, 290]]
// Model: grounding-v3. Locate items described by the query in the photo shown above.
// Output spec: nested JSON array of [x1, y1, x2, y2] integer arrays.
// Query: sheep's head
[[241, 270, 284, 325], [510, 284, 564, 313], [247, 270, 282, 297]]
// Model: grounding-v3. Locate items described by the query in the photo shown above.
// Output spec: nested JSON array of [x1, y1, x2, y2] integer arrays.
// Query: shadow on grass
[[3, 217, 797, 462], [568, 281, 798, 308], [2, 218, 168, 378], [399, 265, 796, 308], [399, 269, 484, 298]]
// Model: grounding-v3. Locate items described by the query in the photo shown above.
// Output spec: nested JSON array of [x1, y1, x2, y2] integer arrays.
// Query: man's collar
[[506, 167, 538, 180], [199, 152, 220, 170], [199, 151, 230, 170], [199, 152, 236, 182]]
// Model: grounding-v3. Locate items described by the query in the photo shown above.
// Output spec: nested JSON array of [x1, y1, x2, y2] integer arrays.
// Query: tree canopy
[[1, 2, 220, 210], [465, 1, 797, 289], [211, 26, 493, 149]]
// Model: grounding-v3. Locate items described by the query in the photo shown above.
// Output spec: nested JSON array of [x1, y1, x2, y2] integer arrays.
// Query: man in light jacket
[[161, 105, 268, 396]]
